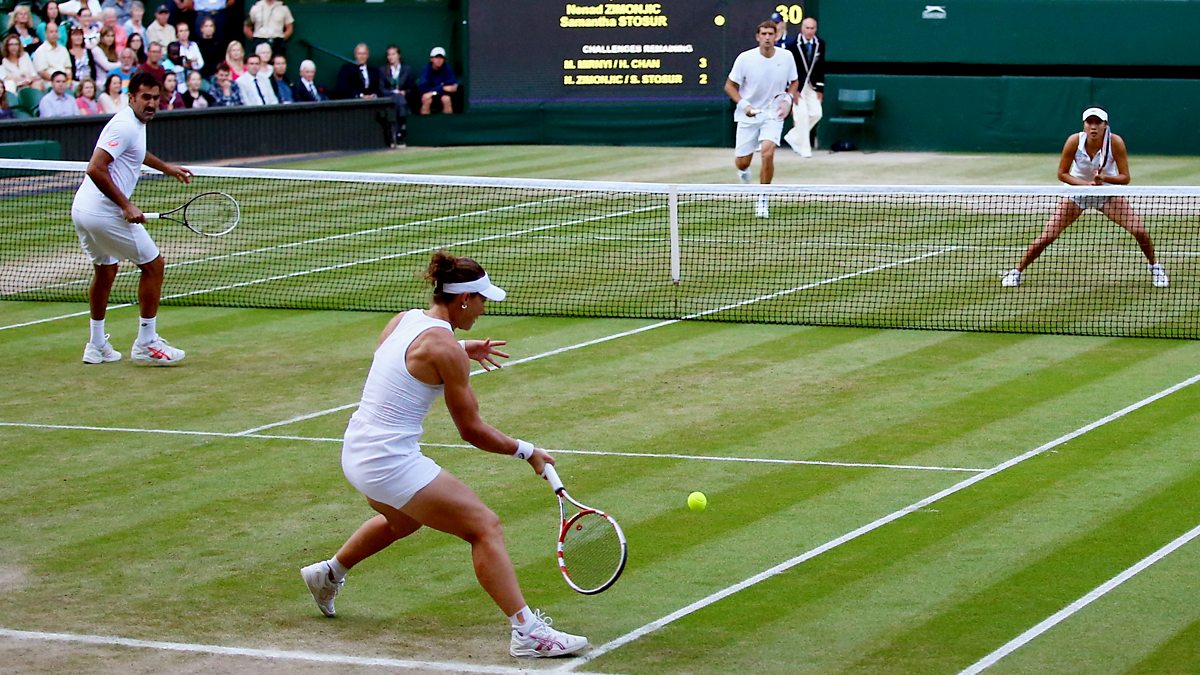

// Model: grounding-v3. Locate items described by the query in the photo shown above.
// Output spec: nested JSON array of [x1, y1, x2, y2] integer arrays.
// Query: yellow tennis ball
[[713, 15, 725, 26], [687, 491, 707, 511]]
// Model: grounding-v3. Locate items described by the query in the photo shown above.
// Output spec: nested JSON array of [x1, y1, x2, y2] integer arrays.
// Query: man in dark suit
[[782, 16, 825, 157], [335, 42, 378, 99], [292, 58, 327, 101]]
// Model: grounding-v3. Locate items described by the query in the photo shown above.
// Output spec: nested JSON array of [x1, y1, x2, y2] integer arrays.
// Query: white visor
[[442, 274, 506, 301], [1082, 107, 1108, 122]]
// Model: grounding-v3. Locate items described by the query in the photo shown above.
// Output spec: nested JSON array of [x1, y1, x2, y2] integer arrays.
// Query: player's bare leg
[[1018, 199, 1082, 271], [89, 263, 119, 321], [135, 255, 166, 319], [759, 141, 777, 184], [1103, 196, 1157, 263]]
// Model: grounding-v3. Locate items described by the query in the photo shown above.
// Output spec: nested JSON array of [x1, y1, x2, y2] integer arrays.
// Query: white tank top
[[350, 310, 451, 434], [1068, 131, 1117, 183]]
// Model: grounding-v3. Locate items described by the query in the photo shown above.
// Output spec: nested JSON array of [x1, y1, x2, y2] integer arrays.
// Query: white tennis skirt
[[341, 417, 442, 509]]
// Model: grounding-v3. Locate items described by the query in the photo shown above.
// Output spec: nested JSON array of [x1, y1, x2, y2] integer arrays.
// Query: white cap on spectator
[[430, 47, 446, 58], [1081, 107, 1108, 122]]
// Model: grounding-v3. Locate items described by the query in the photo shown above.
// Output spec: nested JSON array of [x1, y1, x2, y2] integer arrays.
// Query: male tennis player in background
[[73, 70, 193, 365], [725, 20, 798, 218], [1001, 106, 1168, 288]]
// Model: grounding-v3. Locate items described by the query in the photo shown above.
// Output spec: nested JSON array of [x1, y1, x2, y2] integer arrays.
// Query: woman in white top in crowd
[[2, 33, 43, 91], [1002, 106, 1167, 288], [97, 71, 127, 112], [300, 251, 589, 659]]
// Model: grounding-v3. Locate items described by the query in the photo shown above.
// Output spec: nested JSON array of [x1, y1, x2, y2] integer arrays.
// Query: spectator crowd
[[2, 0, 459, 142]]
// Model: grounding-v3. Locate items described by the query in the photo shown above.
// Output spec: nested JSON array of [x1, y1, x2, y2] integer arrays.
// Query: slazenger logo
[[107, 140, 119, 147]]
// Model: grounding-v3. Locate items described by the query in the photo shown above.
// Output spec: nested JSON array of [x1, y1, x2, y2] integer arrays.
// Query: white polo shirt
[[73, 106, 146, 216], [728, 46, 797, 124]]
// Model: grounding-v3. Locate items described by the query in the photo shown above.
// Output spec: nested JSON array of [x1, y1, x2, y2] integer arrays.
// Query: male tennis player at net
[[73, 70, 193, 365], [301, 251, 588, 658], [1002, 106, 1168, 288], [725, 19, 798, 218]]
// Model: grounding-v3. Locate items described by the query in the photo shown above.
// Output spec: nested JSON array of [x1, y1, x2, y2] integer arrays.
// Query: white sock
[[326, 557, 348, 582], [89, 319, 106, 347], [137, 316, 157, 345], [509, 605, 536, 632], [737, 168, 751, 184]]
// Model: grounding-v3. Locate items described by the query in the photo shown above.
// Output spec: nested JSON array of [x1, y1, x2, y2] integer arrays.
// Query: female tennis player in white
[[724, 20, 798, 218], [301, 251, 588, 659], [73, 70, 193, 365], [1002, 106, 1168, 288]]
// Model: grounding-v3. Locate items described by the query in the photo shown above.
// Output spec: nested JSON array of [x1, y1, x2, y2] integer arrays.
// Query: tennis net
[[2, 159, 1198, 338]]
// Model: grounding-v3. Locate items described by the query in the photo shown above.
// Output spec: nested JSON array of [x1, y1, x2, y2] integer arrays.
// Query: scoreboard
[[467, 2, 807, 105]]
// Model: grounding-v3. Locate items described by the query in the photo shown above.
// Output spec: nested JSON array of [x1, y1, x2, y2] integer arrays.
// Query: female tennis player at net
[[1002, 106, 1168, 288], [301, 251, 587, 658]]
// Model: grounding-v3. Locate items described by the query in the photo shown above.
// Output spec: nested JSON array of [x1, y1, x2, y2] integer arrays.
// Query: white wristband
[[459, 340, 467, 350], [514, 439, 534, 461]]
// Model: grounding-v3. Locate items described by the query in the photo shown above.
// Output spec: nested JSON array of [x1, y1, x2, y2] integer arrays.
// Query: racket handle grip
[[541, 464, 564, 493], [143, 213, 161, 219]]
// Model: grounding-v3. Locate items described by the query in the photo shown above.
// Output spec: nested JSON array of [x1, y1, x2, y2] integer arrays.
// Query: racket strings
[[184, 194, 239, 234], [561, 512, 623, 591]]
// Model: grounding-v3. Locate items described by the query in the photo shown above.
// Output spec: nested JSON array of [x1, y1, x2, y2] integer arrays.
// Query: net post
[[669, 184, 680, 285]]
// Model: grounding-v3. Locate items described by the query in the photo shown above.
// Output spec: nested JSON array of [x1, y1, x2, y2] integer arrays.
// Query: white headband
[[442, 273, 507, 301]]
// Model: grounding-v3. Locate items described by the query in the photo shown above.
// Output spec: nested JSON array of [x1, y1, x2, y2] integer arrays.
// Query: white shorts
[[72, 206, 160, 266], [1070, 195, 1113, 211], [735, 118, 785, 157], [341, 417, 442, 509]]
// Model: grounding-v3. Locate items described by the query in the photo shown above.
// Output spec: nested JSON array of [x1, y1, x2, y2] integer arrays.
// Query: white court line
[[0, 627, 610, 674], [238, 248, 958, 435], [560, 372, 1200, 672], [0, 304, 132, 332], [959, 520, 1200, 675], [0, 422, 980, 473]]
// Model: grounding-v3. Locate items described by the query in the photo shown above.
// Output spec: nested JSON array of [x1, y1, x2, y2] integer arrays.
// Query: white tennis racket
[[751, 93, 793, 121], [145, 191, 241, 237], [541, 464, 627, 595]]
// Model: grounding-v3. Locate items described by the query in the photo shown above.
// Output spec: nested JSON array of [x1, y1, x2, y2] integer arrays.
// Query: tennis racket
[[541, 464, 627, 595], [751, 93, 794, 122], [145, 192, 241, 237]]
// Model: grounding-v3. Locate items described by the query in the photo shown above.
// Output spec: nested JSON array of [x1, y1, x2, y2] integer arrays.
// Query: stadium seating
[[16, 87, 43, 117], [827, 88, 876, 152]]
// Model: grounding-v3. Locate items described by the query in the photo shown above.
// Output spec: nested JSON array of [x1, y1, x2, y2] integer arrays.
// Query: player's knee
[[464, 508, 503, 544]]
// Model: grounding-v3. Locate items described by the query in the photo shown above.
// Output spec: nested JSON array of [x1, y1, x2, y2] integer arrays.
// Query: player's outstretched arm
[[462, 338, 509, 371]]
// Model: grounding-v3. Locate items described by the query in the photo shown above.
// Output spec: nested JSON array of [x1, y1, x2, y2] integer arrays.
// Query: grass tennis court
[[3, 148, 1200, 673]]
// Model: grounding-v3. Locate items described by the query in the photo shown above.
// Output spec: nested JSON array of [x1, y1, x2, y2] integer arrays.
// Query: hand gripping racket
[[750, 93, 794, 121], [541, 464, 627, 595], [145, 191, 241, 237]]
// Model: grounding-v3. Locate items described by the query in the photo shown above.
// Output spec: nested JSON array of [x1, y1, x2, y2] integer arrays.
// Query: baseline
[[560, 371, 1200, 671]]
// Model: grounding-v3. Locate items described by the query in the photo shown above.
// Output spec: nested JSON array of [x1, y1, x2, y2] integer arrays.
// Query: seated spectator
[[417, 46, 457, 114], [75, 76, 100, 113], [32, 21, 72, 85], [174, 21, 202, 74], [102, 0, 134, 25], [107, 46, 136, 89], [91, 25, 119, 70], [243, 0, 292, 58], [208, 60, 241, 105], [252, 40, 270, 70], [58, 0, 102, 20], [37, 2, 70, 45], [66, 25, 101, 83], [193, 0, 230, 48], [379, 44, 413, 145], [97, 7, 127, 50], [291, 57, 324, 101], [38, 70, 79, 115], [235, 52, 273, 104], [0, 80, 14, 118], [169, 0, 195, 36], [145, 4, 175, 48], [180, 68, 211, 107], [72, 7, 101, 36], [336, 42, 376, 99], [126, 31, 146, 62], [222, 39, 245, 80], [3, 34, 43, 91], [97, 70, 127, 111], [7, 5, 44, 55], [162, 39, 183, 78], [121, 1, 146, 48], [136, 38, 164, 80], [194, 15, 220, 78], [159, 69, 183, 107], [268, 53, 290, 103]]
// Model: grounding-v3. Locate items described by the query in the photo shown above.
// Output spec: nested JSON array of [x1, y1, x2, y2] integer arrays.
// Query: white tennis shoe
[[737, 168, 752, 184], [82, 335, 121, 364], [509, 610, 588, 658], [755, 195, 770, 218], [1149, 263, 1169, 288], [1001, 269, 1022, 287], [131, 337, 186, 366], [300, 561, 344, 617]]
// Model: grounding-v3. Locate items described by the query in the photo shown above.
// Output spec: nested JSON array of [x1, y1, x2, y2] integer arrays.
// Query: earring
[[461, 303, 467, 309]]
